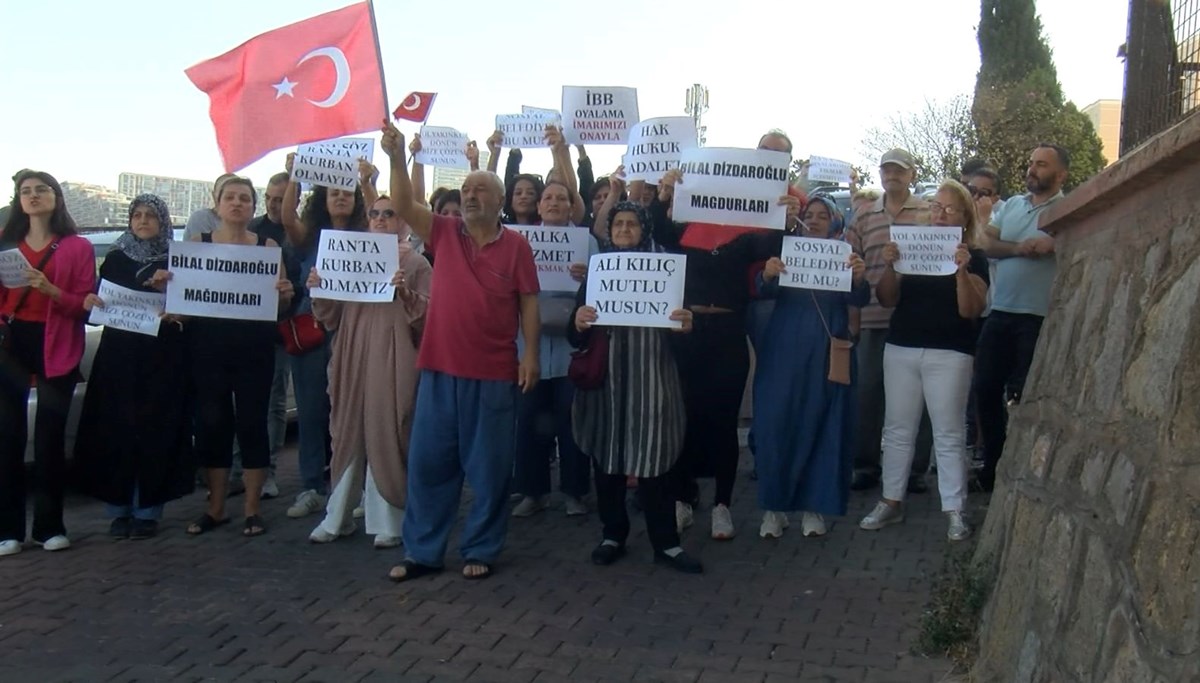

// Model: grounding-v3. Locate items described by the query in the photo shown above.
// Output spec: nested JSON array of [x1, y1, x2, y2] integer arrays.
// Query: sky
[[0, 0, 1130, 193]]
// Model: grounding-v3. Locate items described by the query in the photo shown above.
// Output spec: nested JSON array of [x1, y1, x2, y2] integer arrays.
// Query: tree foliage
[[860, 97, 977, 184]]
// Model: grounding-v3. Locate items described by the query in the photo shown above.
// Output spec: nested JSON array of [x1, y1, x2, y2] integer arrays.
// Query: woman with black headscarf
[[568, 200, 701, 574], [75, 194, 194, 539]]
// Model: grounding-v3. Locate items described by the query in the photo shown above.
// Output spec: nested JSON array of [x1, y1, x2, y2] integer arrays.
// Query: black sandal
[[186, 514, 229, 536], [462, 560, 494, 580], [388, 560, 443, 583], [242, 515, 267, 537]]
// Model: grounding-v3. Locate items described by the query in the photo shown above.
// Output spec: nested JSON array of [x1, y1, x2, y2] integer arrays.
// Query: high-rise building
[[1082, 100, 1122, 167], [429, 150, 491, 200], [62, 183, 130, 229], [118, 172, 266, 225]]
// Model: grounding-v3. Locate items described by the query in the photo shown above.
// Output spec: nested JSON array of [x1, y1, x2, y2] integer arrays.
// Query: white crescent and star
[[401, 93, 422, 111], [270, 46, 351, 108]]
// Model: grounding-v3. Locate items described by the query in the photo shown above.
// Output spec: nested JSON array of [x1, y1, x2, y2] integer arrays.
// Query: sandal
[[242, 515, 267, 537], [388, 560, 443, 583], [186, 514, 229, 536], [462, 560, 494, 580]]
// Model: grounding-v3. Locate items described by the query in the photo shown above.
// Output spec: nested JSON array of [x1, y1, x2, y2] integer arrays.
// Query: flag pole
[[367, 0, 389, 119]]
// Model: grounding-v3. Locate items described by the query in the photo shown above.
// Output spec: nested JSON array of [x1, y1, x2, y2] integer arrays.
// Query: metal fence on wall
[[1121, 0, 1200, 155]]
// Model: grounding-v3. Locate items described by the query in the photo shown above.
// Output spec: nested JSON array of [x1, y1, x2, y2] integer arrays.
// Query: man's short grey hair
[[464, 170, 504, 196], [759, 129, 793, 154]]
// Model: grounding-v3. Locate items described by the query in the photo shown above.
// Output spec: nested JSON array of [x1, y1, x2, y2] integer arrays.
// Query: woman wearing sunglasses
[[307, 196, 431, 549]]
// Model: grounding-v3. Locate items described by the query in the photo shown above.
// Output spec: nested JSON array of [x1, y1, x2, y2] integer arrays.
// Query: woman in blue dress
[[751, 195, 868, 539]]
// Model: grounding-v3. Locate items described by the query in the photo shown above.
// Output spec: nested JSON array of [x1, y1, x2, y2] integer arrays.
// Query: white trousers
[[881, 344, 972, 511], [318, 460, 404, 540]]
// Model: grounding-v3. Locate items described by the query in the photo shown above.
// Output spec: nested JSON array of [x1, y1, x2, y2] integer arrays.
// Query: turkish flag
[[393, 92, 436, 123], [186, 2, 386, 172]]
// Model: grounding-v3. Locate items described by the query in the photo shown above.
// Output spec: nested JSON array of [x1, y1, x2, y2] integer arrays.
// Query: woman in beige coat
[[307, 195, 432, 548]]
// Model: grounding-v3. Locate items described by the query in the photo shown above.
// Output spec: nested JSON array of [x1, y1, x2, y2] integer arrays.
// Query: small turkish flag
[[393, 92, 437, 123], [186, 2, 386, 172]]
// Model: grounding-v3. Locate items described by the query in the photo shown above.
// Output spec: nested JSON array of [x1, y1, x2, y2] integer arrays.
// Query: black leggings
[[670, 313, 750, 508], [593, 461, 679, 552], [0, 321, 77, 542], [190, 328, 274, 470]]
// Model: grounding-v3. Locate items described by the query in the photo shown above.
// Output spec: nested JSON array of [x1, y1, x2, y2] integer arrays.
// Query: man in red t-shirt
[[381, 120, 541, 582]]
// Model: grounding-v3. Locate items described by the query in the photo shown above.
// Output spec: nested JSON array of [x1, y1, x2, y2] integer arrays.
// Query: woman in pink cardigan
[[0, 170, 96, 557]]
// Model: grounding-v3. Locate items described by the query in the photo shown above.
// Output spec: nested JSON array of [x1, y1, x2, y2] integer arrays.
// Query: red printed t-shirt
[[0, 241, 58, 322], [417, 214, 540, 382]]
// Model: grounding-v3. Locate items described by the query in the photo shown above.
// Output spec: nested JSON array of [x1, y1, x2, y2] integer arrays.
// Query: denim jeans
[[290, 341, 332, 494], [106, 484, 164, 521], [974, 311, 1043, 488], [513, 377, 589, 499]]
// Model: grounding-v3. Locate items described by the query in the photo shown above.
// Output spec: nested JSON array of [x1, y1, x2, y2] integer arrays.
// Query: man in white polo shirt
[[974, 143, 1068, 491]]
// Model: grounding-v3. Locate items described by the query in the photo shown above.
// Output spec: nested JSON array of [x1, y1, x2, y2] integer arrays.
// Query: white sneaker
[[711, 504, 735, 540], [0, 540, 21, 556], [38, 535, 71, 552], [373, 535, 401, 549], [309, 521, 356, 543], [511, 495, 548, 518], [352, 505, 365, 519], [859, 501, 904, 530], [287, 490, 326, 518], [759, 511, 788, 539], [261, 476, 280, 499], [801, 512, 827, 537], [946, 510, 972, 541], [564, 496, 588, 517], [675, 501, 694, 533]]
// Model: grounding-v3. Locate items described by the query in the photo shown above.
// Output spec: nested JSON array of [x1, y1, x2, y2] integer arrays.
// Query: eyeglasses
[[368, 209, 396, 219], [928, 202, 962, 217], [18, 185, 52, 197], [966, 185, 995, 199]]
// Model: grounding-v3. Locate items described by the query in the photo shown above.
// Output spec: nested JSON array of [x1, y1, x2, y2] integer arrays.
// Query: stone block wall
[[972, 112, 1200, 682]]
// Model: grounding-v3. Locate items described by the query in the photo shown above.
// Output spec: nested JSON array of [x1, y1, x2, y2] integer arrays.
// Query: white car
[[25, 230, 296, 463]]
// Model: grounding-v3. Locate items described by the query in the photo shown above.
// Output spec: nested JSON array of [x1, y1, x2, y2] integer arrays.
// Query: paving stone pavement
[[0, 442, 970, 683]]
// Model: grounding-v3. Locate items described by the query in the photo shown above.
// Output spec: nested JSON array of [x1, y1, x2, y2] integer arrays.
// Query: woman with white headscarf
[[75, 194, 194, 540]]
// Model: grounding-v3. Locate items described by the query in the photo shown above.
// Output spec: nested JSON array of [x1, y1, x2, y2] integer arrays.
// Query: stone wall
[[972, 112, 1200, 682]]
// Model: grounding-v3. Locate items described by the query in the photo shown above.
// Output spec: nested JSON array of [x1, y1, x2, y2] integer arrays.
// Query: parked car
[[24, 229, 296, 463]]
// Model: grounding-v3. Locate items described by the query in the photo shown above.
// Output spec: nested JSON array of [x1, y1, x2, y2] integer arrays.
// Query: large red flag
[[186, 2, 386, 172]]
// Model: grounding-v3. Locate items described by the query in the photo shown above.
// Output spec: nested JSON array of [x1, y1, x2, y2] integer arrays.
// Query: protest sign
[[671, 147, 790, 230], [508, 225, 591, 293], [622, 117, 697, 184], [0, 248, 31, 288], [291, 136, 375, 190], [495, 112, 561, 149], [890, 225, 961, 276], [88, 280, 165, 337], [416, 126, 470, 169], [778, 237, 853, 292], [806, 155, 854, 185], [561, 86, 639, 145], [522, 105, 560, 117], [165, 241, 282, 321], [585, 252, 685, 329], [309, 229, 399, 303]]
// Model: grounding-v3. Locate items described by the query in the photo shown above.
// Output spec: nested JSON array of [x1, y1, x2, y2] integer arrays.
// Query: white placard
[[165, 241, 282, 321], [561, 86, 639, 145], [622, 117, 698, 184], [495, 112, 561, 149], [522, 105, 561, 117], [891, 225, 961, 276], [291, 137, 375, 191], [416, 126, 470, 169], [806, 155, 854, 185], [585, 252, 685, 329], [88, 279, 165, 337], [0, 248, 31, 288], [671, 147, 790, 230], [310, 229, 400, 302], [779, 237, 853, 292], [508, 225, 591, 293]]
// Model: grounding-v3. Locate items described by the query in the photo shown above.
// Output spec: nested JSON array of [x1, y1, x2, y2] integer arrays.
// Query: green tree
[[972, 0, 1106, 194]]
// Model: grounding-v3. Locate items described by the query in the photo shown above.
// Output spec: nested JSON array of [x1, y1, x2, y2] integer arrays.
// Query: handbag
[[811, 291, 853, 386], [0, 240, 61, 350], [568, 328, 609, 390], [278, 312, 326, 356]]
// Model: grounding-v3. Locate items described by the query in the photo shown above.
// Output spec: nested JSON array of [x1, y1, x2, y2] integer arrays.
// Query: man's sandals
[[388, 560, 494, 582]]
